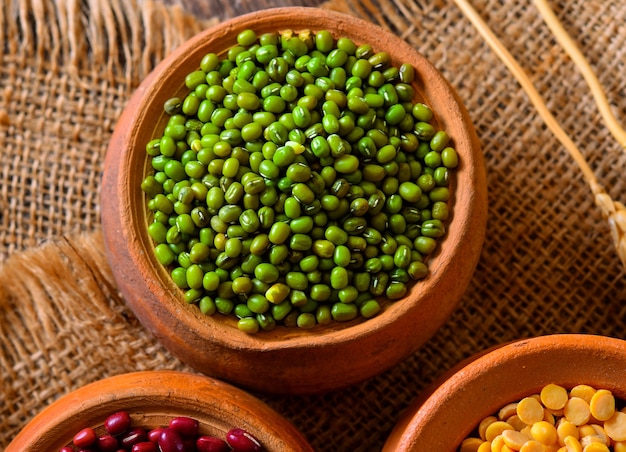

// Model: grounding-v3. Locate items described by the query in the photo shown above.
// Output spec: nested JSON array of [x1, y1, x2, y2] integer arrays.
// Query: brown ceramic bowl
[[383, 334, 626, 451], [5, 371, 313, 451], [101, 7, 487, 394]]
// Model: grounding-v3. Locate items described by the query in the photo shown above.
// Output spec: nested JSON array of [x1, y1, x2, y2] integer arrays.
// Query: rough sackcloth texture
[[1, 0, 626, 450]]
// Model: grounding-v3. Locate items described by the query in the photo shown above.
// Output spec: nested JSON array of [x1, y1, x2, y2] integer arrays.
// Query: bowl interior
[[383, 334, 626, 451], [5, 371, 313, 452], [101, 7, 487, 393]]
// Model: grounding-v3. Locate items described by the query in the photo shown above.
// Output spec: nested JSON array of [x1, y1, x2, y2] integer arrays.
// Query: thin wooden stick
[[533, 0, 626, 149], [451, 0, 626, 269]]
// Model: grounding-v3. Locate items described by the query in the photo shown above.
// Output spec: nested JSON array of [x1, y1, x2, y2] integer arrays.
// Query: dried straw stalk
[[532, 0, 626, 150], [452, 0, 626, 270]]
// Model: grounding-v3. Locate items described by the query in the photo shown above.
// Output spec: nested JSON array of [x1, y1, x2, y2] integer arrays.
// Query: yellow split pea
[[459, 384, 626, 452]]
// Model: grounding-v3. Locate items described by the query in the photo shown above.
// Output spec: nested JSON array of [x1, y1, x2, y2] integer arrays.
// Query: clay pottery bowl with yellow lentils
[[383, 334, 626, 451]]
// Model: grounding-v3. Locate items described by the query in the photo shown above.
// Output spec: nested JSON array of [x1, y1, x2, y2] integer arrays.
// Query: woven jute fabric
[[1, 0, 625, 450]]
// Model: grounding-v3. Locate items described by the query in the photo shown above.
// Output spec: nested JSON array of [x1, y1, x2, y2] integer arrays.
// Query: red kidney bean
[[96, 434, 120, 452], [147, 427, 166, 443], [120, 427, 148, 448], [59, 447, 74, 452], [196, 435, 230, 452], [158, 428, 185, 452], [169, 416, 199, 438], [105, 411, 132, 436], [226, 428, 262, 452], [131, 442, 158, 452], [73, 427, 97, 448]]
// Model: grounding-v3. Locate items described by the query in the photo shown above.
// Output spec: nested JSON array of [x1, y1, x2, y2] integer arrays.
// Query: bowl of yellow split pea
[[384, 334, 626, 452]]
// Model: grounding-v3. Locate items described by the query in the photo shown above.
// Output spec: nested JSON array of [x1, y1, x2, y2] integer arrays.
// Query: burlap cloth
[[1, 0, 625, 450]]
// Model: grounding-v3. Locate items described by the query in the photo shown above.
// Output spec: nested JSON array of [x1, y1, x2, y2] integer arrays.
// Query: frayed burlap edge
[[0, 0, 215, 89], [0, 0, 216, 262]]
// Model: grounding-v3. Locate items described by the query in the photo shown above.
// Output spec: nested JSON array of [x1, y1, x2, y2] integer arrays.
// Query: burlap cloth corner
[[1, 0, 625, 451]]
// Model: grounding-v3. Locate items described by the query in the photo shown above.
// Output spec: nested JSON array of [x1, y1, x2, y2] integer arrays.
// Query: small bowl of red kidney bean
[[5, 371, 313, 452]]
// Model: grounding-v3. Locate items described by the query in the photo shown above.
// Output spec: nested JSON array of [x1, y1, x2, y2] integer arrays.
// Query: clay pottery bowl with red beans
[[382, 334, 626, 451], [100, 7, 488, 395], [5, 371, 314, 452]]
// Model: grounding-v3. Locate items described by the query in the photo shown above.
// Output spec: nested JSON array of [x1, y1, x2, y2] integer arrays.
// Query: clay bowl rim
[[101, 7, 488, 393], [5, 370, 314, 452], [382, 333, 626, 451]]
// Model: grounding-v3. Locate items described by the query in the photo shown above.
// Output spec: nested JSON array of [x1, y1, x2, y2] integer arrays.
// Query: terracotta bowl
[[101, 7, 487, 394], [5, 371, 313, 451], [383, 334, 626, 451]]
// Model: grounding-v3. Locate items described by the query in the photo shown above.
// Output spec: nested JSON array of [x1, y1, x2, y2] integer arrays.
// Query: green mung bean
[[331, 302, 358, 321]]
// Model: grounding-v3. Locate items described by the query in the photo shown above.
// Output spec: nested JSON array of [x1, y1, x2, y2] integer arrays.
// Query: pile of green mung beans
[[141, 28, 458, 333]]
